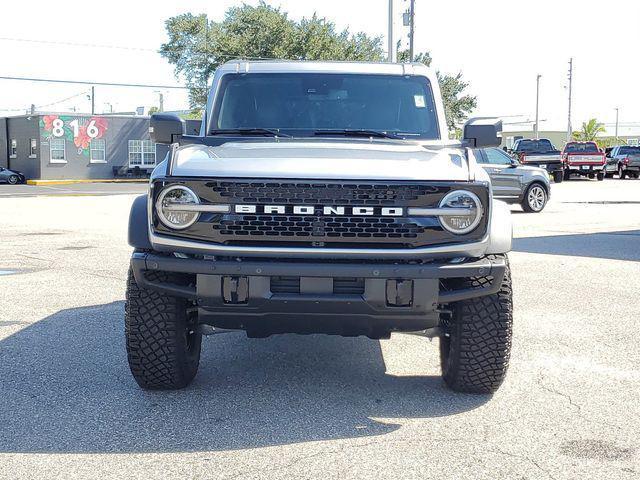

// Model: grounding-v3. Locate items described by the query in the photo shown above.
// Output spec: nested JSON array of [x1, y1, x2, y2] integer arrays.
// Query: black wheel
[[618, 165, 626, 179], [439, 255, 513, 394], [521, 183, 547, 213], [552, 171, 564, 183], [588, 173, 595, 179], [631, 172, 639, 179], [8, 175, 19, 185], [605, 171, 614, 179], [596, 171, 605, 181], [125, 268, 201, 389]]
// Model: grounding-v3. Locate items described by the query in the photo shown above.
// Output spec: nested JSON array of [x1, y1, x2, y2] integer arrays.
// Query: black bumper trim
[[130, 252, 506, 304]]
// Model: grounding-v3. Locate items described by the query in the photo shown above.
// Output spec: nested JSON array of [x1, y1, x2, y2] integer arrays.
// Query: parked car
[[509, 138, 563, 183], [605, 145, 640, 179], [561, 142, 605, 181], [475, 147, 550, 212], [0, 167, 25, 184]]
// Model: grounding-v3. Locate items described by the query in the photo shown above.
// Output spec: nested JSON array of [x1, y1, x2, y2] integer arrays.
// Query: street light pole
[[409, 0, 415, 62], [566, 58, 573, 142], [535, 74, 541, 139], [615, 107, 619, 141], [388, 0, 394, 62]]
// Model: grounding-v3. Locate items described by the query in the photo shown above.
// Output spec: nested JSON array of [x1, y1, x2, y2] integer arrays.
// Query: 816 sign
[[51, 118, 100, 139]]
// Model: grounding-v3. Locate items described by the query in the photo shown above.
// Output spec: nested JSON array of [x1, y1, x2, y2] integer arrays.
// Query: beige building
[[501, 129, 640, 150]]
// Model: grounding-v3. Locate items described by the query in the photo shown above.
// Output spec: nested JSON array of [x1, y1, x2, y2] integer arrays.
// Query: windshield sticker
[[414, 95, 426, 108]]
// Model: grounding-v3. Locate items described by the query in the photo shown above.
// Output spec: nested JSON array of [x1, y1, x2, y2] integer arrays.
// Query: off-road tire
[[553, 171, 564, 183], [125, 268, 201, 389], [596, 171, 605, 181], [439, 254, 513, 394]]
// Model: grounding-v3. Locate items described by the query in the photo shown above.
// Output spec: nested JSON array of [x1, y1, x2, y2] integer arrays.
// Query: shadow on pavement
[[514, 230, 640, 262], [0, 301, 487, 454]]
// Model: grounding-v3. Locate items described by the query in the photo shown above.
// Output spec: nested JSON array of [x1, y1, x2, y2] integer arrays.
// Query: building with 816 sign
[[0, 112, 178, 180]]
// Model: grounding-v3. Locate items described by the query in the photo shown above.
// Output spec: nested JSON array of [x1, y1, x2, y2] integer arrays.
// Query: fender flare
[[128, 195, 152, 250], [485, 200, 512, 254]]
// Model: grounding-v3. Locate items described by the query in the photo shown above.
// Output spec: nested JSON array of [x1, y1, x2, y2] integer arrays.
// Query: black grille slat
[[270, 277, 365, 295], [212, 181, 436, 204], [214, 214, 428, 240], [270, 276, 300, 294]]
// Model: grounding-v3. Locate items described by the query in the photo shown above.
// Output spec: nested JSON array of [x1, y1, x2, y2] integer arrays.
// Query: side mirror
[[149, 114, 185, 144], [463, 117, 503, 148], [509, 159, 519, 168]]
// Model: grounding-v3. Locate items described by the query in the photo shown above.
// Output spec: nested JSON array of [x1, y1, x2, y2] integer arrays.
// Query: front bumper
[[131, 252, 506, 337]]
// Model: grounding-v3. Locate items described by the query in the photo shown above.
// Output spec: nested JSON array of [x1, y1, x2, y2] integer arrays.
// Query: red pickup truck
[[562, 142, 605, 181]]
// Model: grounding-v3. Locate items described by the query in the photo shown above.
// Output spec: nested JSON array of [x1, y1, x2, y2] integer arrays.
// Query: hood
[[170, 140, 470, 181]]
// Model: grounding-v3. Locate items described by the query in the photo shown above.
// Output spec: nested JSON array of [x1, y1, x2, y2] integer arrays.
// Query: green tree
[[160, 3, 384, 108], [397, 49, 477, 132], [573, 118, 606, 142], [161, 2, 477, 132]]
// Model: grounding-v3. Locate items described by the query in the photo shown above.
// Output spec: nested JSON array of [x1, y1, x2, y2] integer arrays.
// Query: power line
[[0, 36, 158, 52], [35, 90, 90, 109], [0, 76, 188, 90]]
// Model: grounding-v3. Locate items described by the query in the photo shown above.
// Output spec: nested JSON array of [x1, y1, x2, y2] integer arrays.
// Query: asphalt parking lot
[[1, 179, 639, 479]]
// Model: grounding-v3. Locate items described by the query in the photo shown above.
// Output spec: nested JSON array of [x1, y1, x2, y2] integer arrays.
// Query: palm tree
[[573, 118, 606, 142]]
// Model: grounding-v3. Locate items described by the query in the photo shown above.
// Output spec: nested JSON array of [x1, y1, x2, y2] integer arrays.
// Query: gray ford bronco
[[126, 61, 513, 394]]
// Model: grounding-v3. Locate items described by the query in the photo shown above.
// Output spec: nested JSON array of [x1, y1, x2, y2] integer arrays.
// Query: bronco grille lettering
[[233, 205, 405, 216]]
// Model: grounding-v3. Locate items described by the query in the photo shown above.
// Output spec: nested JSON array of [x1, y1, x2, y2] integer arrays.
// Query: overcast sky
[[2, 0, 639, 134]]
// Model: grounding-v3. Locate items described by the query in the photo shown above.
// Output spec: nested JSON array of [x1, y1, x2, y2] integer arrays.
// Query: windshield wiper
[[209, 128, 291, 138], [313, 129, 405, 139]]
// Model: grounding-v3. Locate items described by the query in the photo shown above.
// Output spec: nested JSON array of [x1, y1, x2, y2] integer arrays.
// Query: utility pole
[[566, 58, 573, 142], [159, 92, 164, 113], [615, 107, 619, 140], [388, 0, 394, 62], [534, 74, 541, 139], [91, 86, 95, 115], [409, 0, 415, 62]]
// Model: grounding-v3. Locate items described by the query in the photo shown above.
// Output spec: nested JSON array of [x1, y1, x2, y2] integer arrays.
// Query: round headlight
[[156, 185, 200, 230], [438, 190, 483, 235]]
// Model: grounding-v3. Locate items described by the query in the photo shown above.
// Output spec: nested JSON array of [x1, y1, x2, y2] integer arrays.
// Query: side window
[[90, 139, 106, 163], [128, 140, 142, 166], [472, 149, 487, 164], [484, 148, 512, 165], [50, 138, 66, 163]]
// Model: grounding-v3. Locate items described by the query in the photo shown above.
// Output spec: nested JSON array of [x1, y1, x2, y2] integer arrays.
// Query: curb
[[27, 179, 148, 186]]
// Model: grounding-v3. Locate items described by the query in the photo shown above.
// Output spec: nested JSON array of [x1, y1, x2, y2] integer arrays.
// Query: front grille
[[153, 179, 490, 249], [214, 215, 424, 240]]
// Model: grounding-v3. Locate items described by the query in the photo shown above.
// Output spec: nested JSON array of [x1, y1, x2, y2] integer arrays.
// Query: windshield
[[211, 73, 440, 139], [565, 142, 599, 153], [515, 139, 555, 152]]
